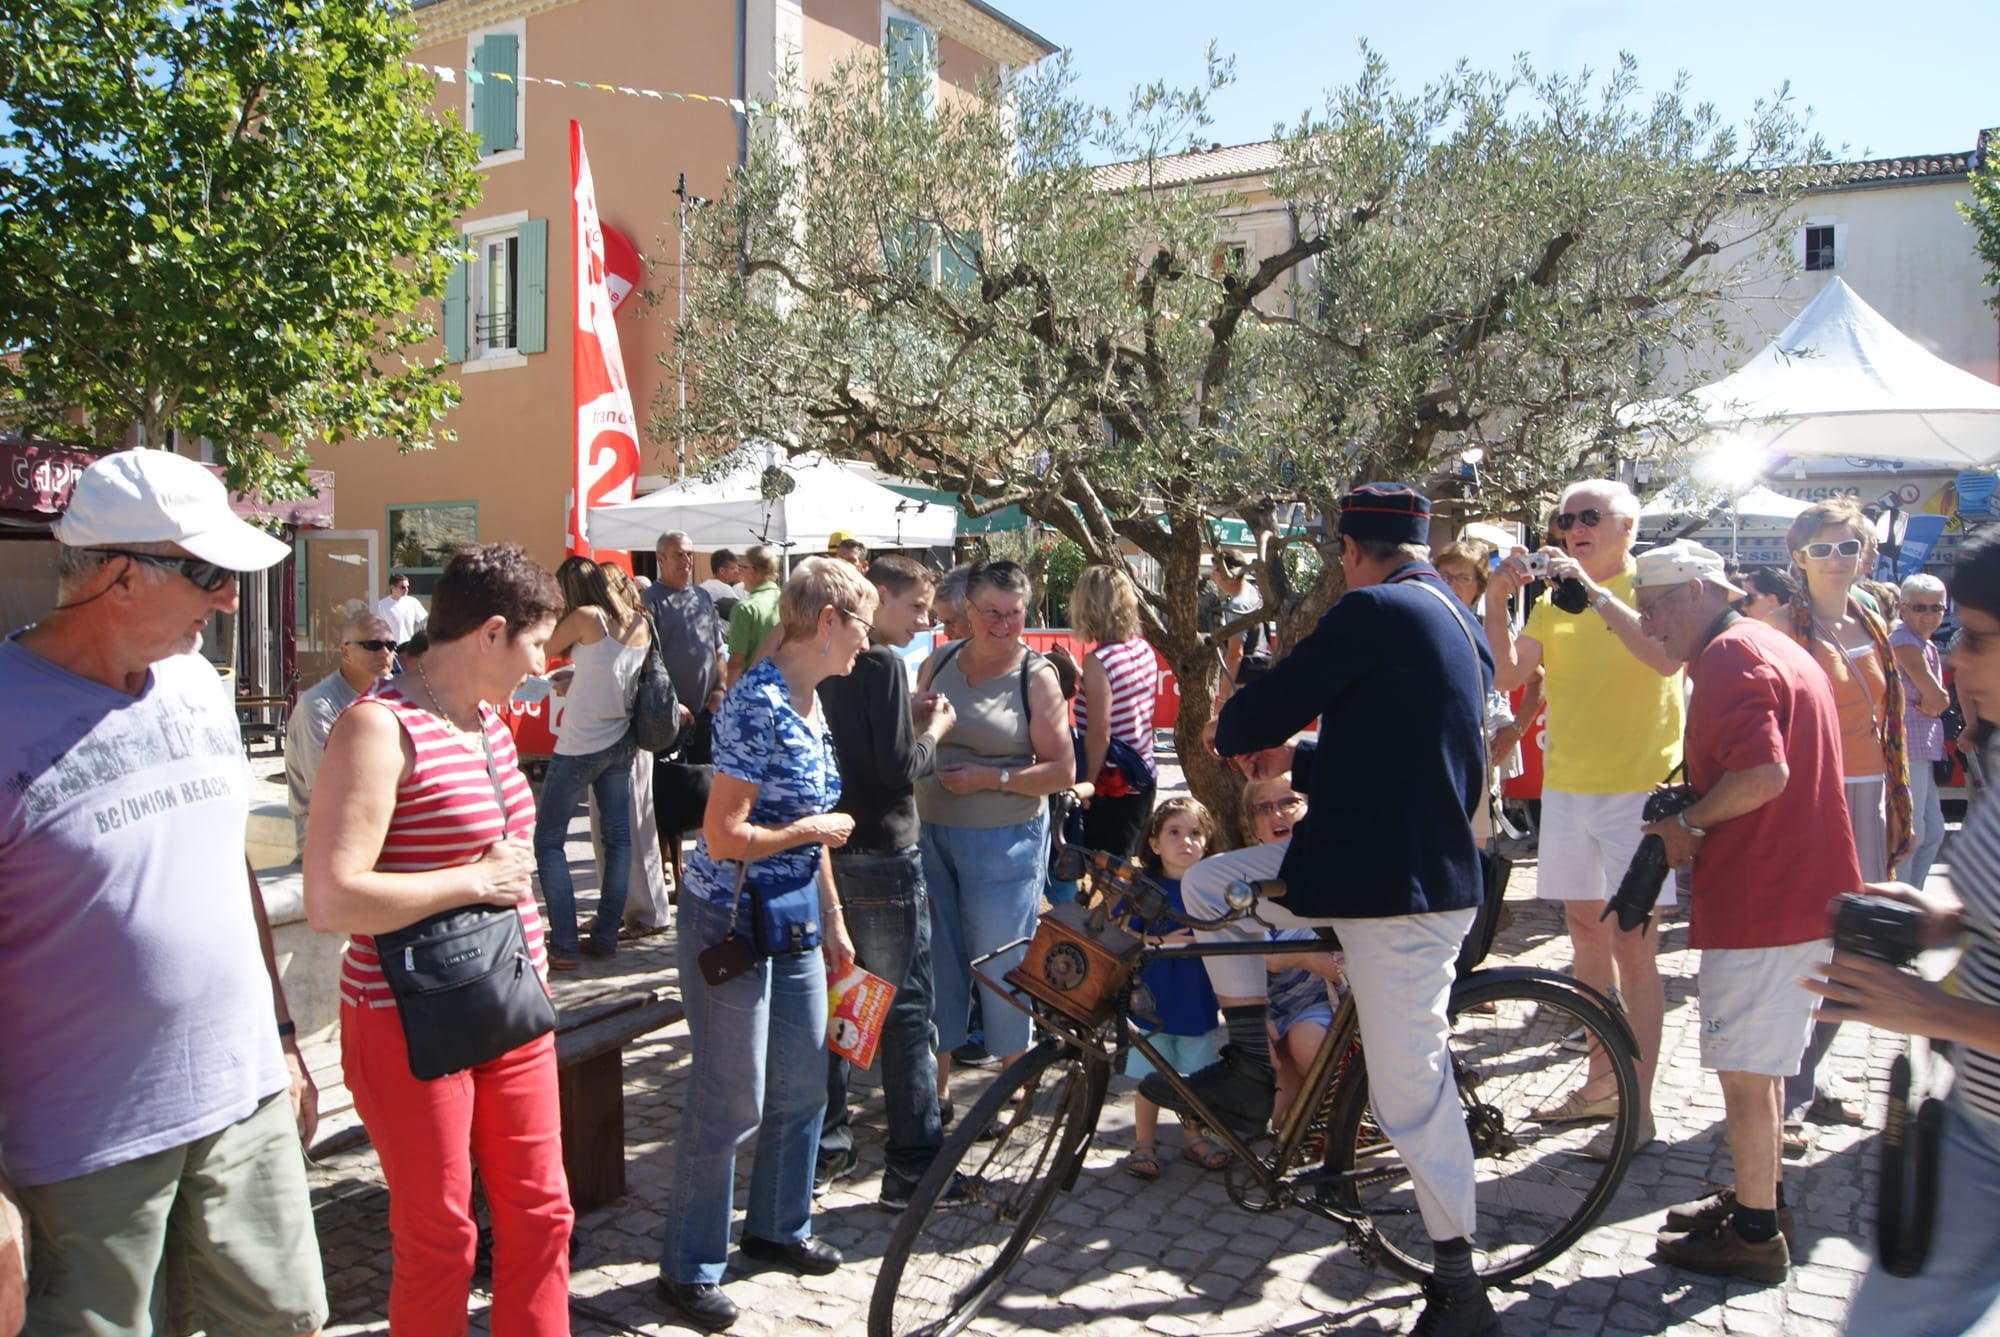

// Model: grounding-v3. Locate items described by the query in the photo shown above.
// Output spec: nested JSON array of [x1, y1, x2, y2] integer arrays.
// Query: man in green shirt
[[725, 544, 783, 686]]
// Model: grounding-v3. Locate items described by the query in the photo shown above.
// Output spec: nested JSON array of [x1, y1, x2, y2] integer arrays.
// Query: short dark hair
[[427, 543, 563, 644], [1743, 566, 1799, 604], [866, 553, 935, 598], [711, 547, 739, 568], [1952, 530, 2000, 619], [966, 558, 1032, 605]]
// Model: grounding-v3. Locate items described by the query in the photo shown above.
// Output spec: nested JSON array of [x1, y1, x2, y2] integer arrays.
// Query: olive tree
[[662, 47, 1824, 832], [0, 0, 483, 498]]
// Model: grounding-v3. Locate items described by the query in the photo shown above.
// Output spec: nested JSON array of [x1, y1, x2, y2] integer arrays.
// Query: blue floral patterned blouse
[[685, 655, 842, 905]]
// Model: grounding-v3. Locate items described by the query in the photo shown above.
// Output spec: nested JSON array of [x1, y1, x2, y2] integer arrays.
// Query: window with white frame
[[1800, 218, 1841, 273], [443, 213, 547, 365], [474, 229, 519, 353]]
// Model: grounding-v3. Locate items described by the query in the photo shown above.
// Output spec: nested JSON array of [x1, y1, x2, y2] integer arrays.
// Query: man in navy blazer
[[1142, 483, 1500, 1337]]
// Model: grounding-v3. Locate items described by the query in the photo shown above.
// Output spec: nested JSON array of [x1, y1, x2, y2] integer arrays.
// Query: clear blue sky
[[996, 0, 1993, 164]]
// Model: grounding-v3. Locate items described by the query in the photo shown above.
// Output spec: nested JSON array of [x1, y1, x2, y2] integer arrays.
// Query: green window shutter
[[516, 218, 547, 354], [473, 33, 518, 154], [939, 228, 982, 298], [885, 17, 924, 84], [442, 253, 469, 363]]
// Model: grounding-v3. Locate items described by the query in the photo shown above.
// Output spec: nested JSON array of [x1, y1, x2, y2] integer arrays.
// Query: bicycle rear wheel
[[868, 1038, 1101, 1337], [1326, 969, 1639, 1284]]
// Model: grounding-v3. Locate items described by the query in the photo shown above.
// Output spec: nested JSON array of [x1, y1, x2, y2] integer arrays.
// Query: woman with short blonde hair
[[1070, 564, 1159, 858]]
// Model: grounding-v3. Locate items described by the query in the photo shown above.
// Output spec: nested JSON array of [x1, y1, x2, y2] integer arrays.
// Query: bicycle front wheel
[[1326, 969, 1639, 1285], [868, 1038, 1101, 1337]]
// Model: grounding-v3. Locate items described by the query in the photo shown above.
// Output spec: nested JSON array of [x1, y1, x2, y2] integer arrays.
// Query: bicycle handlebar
[[1064, 845, 1286, 934]]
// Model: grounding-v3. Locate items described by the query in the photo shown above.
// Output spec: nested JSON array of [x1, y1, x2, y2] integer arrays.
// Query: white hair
[[1901, 573, 1946, 599], [654, 530, 692, 556], [1560, 478, 1640, 521]]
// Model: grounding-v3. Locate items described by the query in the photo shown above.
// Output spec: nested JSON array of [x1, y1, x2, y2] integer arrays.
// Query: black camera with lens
[[1832, 893, 1927, 968], [1602, 782, 1700, 933]]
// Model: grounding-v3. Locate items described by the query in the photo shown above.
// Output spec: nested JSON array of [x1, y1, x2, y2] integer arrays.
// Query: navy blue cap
[[1337, 483, 1432, 546]]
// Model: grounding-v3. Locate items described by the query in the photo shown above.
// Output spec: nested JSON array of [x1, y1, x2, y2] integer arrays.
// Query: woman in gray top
[[916, 560, 1073, 1080]]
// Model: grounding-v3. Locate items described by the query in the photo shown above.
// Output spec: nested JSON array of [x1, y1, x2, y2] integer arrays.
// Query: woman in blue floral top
[[655, 558, 873, 1332]]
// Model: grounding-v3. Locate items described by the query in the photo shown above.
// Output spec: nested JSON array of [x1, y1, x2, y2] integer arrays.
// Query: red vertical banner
[[569, 120, 639, 567]]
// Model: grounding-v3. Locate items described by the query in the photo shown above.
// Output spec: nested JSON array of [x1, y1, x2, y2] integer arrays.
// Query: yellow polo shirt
[[1523, 569, 1684, 794]]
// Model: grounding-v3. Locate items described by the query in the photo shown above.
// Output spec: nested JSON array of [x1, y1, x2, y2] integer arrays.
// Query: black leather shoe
[[655, 1277, 738, 1332], [1137, 1043, 1275, 1139], [739, 1232, 842, 1275]]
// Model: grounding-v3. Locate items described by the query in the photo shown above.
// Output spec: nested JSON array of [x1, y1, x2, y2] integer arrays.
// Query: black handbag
[[632, 611, 681, 754], [375, 728, 557, 1080]]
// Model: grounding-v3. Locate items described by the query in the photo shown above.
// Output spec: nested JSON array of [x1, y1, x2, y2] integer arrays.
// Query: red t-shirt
[[1684, 619, 1862, 950]]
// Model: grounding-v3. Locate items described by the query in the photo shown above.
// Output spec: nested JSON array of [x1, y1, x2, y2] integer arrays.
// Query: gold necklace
[[415, 659, 477, 733]]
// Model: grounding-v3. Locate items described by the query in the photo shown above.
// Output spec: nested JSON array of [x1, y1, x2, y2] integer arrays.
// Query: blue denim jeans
[[820, 848, 941, 1180], [922, 808, 1049, 1060], [533, 733, 636, 954], [659, 891, 828, 1285], [1899, 759, 1947, 891], [1845, 1088, 2000, 1335]]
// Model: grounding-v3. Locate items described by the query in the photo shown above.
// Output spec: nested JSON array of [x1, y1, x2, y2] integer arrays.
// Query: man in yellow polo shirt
[[1486, 479, 1683, 1148]]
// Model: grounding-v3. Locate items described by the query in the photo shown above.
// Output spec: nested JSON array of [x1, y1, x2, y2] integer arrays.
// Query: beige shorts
[[21, 1092, 325, 1335], [1697, 940, 1830, 1076]]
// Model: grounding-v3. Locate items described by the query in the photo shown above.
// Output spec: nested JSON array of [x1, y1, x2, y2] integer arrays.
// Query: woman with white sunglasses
[[1780, 498, 1912, 1145]]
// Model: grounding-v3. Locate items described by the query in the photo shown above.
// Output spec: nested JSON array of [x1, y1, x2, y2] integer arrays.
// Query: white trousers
[[590, 751, 673, 928], [1182, 843, 1479, 1241]]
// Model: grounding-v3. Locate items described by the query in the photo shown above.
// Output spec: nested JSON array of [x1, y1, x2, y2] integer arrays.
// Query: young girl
[[1123, 797, 1226, 1179], [1241, 776, 1346, 1125]]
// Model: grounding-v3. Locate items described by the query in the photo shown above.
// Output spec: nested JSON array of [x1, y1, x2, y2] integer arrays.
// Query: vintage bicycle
[[869, 846, 1642, 1337]]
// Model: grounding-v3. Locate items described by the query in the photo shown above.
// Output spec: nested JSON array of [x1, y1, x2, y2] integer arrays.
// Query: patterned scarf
[[1789, 593, 1913, 870]]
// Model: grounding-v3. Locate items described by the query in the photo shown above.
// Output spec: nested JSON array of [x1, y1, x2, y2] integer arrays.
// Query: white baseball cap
[[53, 450, 290, 572], [1632, 539, 1745, 598]]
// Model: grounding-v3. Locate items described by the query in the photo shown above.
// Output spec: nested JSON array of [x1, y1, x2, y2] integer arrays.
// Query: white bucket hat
[[52, 450, 290, 572]]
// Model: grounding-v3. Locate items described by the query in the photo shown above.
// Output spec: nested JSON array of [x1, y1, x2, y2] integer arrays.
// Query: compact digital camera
[[1602, 783, 1700, 933], [1832, 893, 1927, 968]]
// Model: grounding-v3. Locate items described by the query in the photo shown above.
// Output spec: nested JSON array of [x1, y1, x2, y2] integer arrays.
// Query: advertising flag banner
[[569, 120, 639, 565]]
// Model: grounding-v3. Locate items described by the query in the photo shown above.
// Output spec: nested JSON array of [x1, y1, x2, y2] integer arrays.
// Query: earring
[[820, 637, 831, 657]]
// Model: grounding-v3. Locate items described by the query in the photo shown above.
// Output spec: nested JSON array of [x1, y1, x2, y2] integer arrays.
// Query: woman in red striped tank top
[[304, 544, 571, 1335], [1071, 565, 1159, 857]]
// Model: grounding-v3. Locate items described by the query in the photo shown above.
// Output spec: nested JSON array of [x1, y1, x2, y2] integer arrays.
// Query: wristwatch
[[1677, 810, 1708, 839], [1591, 589, 1615, 613], [998, 768, 1011, 792]]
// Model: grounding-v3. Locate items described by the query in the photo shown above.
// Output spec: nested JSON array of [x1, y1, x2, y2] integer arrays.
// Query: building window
[[468, 28, 523, 159], [387, 503, 479, 598], [884, 11, 936, 113], [1804, 223, 1836, 272], [444, 216, 547, 364]]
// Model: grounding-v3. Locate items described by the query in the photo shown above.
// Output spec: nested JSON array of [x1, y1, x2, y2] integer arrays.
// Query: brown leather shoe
[[1655, 1219, 1790, 1284], [1662, 1188, 1796, 1247]]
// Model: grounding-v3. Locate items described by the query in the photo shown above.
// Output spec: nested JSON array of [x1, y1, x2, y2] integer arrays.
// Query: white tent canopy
[[586, 450, 959, 553], [1670, 278, 2000, 469], [1639, 483, 1812, 524]]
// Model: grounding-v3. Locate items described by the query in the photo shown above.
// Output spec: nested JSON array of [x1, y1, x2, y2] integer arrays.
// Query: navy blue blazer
[[1215, 562, 1492, 920]]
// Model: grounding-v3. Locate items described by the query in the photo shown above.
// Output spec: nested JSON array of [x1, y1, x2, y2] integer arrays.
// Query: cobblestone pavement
[[307, 782, 1897, 1336]]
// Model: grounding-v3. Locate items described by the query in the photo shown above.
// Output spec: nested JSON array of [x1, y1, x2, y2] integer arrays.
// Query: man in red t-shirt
[[1631, 540, 1862, 1286]]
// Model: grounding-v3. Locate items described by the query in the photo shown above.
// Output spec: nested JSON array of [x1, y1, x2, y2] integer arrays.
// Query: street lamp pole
[[673, 173, 710, 481]]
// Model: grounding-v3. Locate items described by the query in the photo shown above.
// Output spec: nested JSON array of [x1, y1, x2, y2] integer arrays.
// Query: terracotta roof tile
[[1093, 140, 1285, 191]]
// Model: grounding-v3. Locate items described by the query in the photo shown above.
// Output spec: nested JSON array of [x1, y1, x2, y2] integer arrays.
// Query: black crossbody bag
[[376, 725, 558, 1081]]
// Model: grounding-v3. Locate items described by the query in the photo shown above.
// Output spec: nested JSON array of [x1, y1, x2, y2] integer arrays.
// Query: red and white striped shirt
[[337, 685, 547, 1009], [1075, 636, 1158, 783]]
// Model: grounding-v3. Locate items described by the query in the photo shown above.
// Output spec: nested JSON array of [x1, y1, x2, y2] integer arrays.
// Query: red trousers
[[342, 1000, 573, 1335]]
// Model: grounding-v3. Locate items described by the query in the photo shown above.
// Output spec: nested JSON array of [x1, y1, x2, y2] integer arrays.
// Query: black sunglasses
[[345, 639, 399, 652], [89, 548, 232, 593], [1554, 509, 1605, 531]]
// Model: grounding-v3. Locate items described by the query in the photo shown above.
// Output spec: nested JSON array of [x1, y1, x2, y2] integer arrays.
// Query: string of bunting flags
[[412, 63, 764, 117]]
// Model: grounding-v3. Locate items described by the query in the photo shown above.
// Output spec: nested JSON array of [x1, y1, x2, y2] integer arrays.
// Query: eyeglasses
[[1801, 539, 1863, 560], [345, 639, 399, 653], [835, 606, 871, 630], [1905, 602, 1946, 614], [973, 604, 1024, 624], [1440, 570, 1479, 588], [88, 548, 232, 593], [1251, 796, 1306, 819], [1554, 509, 1605, 531]]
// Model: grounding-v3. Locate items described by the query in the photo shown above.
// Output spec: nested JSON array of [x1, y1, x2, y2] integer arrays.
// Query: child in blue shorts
[[1122, 797, 1225, 1178]]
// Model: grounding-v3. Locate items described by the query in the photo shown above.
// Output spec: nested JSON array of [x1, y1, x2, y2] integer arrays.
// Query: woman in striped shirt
[[1070, 564, 1159, 857], [304, 544, 570, 1335], [1807, 528, 2000, 1336]]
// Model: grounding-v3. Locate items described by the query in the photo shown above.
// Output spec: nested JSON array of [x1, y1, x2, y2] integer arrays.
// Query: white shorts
[[1537, 789, 1677, 908], [1697, 940, 1830, 1076]]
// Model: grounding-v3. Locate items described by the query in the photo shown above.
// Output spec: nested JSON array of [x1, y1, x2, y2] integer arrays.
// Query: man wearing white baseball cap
[[1629, 539, 1860, 1284], [0, 449, 327, 1332]]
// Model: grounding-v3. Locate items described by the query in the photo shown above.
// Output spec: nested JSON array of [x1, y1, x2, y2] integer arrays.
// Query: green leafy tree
[[0, 0, 483, 497], [663, 48, 1824, 831], [1965, 143, 2000, 314]]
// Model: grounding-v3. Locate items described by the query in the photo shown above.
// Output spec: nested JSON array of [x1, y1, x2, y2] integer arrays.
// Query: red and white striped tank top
[[337, 685, 547, 1009], [1074, 636, 1159, 779]]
